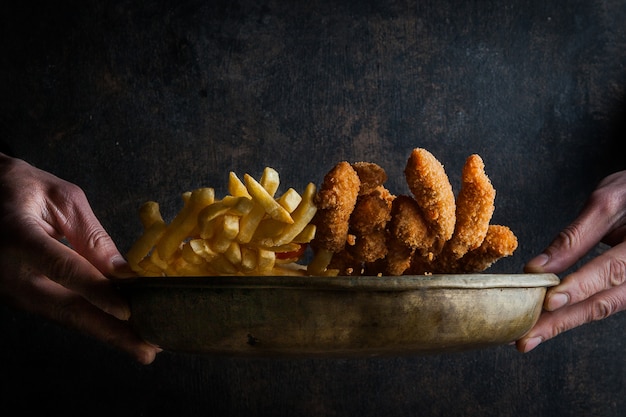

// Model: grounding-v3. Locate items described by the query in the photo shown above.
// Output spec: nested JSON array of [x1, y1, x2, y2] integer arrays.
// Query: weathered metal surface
[[117, 274, 558, 356]]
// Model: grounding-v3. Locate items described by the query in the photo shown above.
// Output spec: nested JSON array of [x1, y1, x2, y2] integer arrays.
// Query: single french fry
[[240, 246, 258, 271], [138, 201, 164, 229], [277, 188, 302, 213], [228, 171, 251, 198], [292, 224, 316, 244], [256, 248, 276, 273], [307, 248, 334, 275], [260, 167, 280, 196]]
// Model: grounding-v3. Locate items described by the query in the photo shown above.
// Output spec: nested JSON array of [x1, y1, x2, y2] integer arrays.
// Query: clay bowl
[[114, 273, 559, 357]]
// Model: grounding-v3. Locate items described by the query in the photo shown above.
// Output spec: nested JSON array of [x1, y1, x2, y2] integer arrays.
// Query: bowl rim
[[112, 273, 560, 292]]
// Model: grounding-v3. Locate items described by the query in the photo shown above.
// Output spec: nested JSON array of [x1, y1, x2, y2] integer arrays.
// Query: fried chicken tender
[[310, 161, 361, 253], [384, 195, 434, 275], [443, 154, 495, 260], [349, 186, 394, 235], [308, 161, 361, 274], [352, 162, 388, 196], [344, 172, 394, 269], [404, 148, 456, 253], [447, 225, 518, 273]]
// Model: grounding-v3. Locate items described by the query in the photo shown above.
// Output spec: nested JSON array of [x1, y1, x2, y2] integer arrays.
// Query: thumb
[[525, 207, 608, 275]]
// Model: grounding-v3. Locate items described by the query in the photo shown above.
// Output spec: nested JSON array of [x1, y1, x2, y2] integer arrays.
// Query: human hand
[[0, 153, 160, 364], [517, 170, 626, 352]]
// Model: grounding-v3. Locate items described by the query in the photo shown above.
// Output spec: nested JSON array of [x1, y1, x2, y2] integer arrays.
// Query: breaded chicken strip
[[311, 161, 361, 253], [349, 186, 394, 235], [449, 225, 518, 273], [404, 148, 456, 253], [346, 186, 393, 268], [444, 154, 495, 260], [385, 195, 435, 275], [349, 230, 388, 263], [352, 162, 388, 196], [308, 162, 360, 274]]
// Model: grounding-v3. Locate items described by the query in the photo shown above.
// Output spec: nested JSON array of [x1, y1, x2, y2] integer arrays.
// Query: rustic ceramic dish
[[114, 273, 559, 357]]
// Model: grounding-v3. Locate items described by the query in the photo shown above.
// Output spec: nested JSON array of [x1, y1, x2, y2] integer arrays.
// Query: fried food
[[307, 161, 361, 275], [346, 168, 394, 269], [443, 154, 495, 260], [352, 161, 388, 196], [127, 167, 317, 276], [310, 149, 517, 276], [445, 225, 518, 273], [404, 148, 456, 253], [349, 186, 394, 235], [384, 195, 435, 275]]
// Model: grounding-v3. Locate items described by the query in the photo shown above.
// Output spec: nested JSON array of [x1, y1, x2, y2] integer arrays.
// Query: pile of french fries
[[127, 167, 318, 276]]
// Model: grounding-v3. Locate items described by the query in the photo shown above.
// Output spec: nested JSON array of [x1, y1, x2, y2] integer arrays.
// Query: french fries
[[127, 168, 317, 276]]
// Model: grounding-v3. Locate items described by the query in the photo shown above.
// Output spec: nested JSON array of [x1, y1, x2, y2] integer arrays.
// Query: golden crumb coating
[[349, 186, 394, 235], [351, 162, 388, 195], [384, 195, 435, 275], [448, 225, 518, 273], [404, 148, 456, 253], [309, 150, 517, 276], [328, 249, 362, 276], [443, 154, 495, 260], [349, 230, 388, 263], [311, 161, 361, 253]]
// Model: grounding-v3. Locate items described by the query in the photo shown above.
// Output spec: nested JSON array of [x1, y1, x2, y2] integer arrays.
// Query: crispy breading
[[444, 154, 495, 260], [349, 186, 394, 235], [311, 161, 361, 253], [404, 148, 456, 253], [349, 230, 388, 263], [384, 195, 435, 275], [310, 150, 517, 276], [447, 225, 518, 273], [351, 162, 388, 196], [328, 249, 362, 276]]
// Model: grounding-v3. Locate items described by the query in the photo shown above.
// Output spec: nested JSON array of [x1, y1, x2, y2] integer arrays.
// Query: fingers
[[518, 244, 626, 353], [517, 283, 626, 353], [526, 172, 626, 275], [544, 244, 626, 310], [44, 179, 126, 276], [15, 223, 131, 321], [12, 275, 160, 364], [524, 206, 611, 275]]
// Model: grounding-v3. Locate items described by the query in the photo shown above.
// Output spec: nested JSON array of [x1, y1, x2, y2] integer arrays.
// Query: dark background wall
[[1, 1, 625, 416]]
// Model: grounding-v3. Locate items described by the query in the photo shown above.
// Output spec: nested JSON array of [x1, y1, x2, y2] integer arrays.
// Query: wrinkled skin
[[0, 153, 160, 364], [518, 170, 626, 353]]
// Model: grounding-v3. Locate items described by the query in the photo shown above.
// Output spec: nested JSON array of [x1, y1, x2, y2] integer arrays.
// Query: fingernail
[[546, 292, 569, 311], [523, 337, 543, 353], [525, 253, 550, 272], [112, 255, 127, 269]]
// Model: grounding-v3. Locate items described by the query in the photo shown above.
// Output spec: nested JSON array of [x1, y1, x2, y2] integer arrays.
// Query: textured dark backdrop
[[1, 1, 625, 416]]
